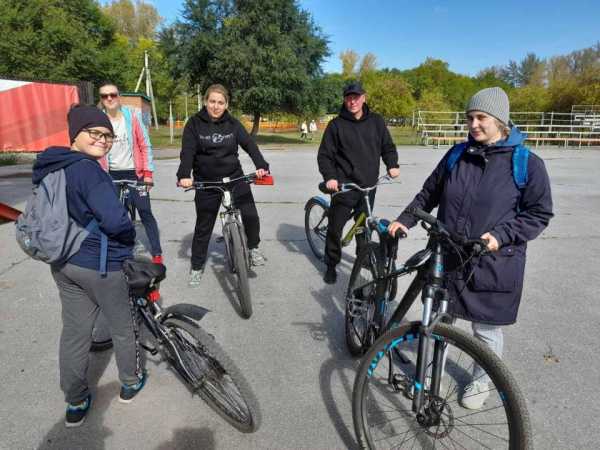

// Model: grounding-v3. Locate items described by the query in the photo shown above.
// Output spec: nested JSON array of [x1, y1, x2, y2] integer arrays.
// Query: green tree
[[361, 71, 415, 118], [164, 0, 329, 134], [358, 52, 377, 76], [0, 0, 127, 86], [102, 0, 163, 42], [339, 49, 359, 79]]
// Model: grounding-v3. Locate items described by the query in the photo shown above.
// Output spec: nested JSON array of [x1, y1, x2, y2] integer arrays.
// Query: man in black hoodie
[[317, 82, 399, 284]]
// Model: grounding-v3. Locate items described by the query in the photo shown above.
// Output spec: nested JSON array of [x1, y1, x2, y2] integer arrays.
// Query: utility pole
[[135, 51, 159, 129]]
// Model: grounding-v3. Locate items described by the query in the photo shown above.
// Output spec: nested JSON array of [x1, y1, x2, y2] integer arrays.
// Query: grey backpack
[[15, 168, 107, 273]]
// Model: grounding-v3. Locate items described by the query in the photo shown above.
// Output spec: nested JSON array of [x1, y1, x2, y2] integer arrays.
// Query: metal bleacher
[[416, 108, 600, 148]]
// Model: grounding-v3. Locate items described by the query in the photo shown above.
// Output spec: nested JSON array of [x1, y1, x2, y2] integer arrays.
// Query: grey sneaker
[[189, 268, 204, 287], [249, 248, 265, 266]]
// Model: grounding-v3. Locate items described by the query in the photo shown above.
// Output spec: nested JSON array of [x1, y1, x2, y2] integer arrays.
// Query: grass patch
[[0, 153, 36, 166], [149, 125, 420, 149]]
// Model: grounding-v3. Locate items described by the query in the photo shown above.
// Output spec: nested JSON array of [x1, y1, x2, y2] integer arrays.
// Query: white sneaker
[[189, 268, 204, 287], [460, 380, 490, 410], [249, 248, 265, 266]]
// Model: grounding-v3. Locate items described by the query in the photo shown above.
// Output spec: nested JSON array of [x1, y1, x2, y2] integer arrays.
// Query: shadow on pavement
[[292, 264, 359, 449], [154, 427, 216, 450], [38, 381, 120, 450], [276, 222, 355, 274]]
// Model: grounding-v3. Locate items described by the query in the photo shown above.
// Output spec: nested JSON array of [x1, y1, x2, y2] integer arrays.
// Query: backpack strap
[[85, 219, 108, 277], [511, 144, 530, 189], [445, 142, 469, 173]]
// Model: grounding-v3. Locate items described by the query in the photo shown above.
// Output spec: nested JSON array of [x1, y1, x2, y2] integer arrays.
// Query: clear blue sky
[[144, 0, 599, 75]]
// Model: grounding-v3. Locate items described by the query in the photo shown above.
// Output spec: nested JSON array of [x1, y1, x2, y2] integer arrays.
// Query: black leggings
[[191, 181, 260, 270]]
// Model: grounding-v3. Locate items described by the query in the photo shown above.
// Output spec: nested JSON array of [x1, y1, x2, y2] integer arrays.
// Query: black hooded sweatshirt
[[177, 108, 269, 182], [317, 104, 398, 187]]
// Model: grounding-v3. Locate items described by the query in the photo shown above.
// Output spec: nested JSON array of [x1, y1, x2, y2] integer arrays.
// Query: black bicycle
[[123, 258, 260, 432], [90, 179, 153, 352], [186, 173, 272, 319], [352, 207, 532, 449], [112, 179, 152, 222]]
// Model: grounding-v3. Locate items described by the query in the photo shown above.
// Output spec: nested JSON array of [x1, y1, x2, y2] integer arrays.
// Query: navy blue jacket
[[397, 128, 553, 325], [32, 147, 135, 271]]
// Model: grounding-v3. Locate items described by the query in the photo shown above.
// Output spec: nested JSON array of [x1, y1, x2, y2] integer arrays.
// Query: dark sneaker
[[65, 395, 91, 428], [119, 372, 147, 404], [323, 265, 337, 284]]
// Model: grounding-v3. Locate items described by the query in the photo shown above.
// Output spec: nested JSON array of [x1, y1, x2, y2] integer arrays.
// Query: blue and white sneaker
[[65, 394, 91, 427], [119, 372, 147, 404]]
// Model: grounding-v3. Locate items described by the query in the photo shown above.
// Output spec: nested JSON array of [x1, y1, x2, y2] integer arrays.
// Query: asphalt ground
[[1, 146, 599, 449]]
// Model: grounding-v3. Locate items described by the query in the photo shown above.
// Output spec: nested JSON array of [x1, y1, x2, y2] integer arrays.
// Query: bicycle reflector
[[147, 289, 161, 302], [255, 175, 274, 185]]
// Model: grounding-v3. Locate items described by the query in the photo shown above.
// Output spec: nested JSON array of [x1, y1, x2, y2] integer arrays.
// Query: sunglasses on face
[[100, 93, 119, 100]]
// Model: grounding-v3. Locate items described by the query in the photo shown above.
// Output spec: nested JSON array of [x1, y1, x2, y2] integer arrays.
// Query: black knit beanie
[[67, 105, 113, 143]]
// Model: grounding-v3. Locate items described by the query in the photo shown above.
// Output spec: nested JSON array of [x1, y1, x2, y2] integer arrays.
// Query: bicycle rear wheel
[[229, 223, 252, 318], [353, 322, 532, 449], [304, 198, 328, 262], [161, 318, 260, 432]]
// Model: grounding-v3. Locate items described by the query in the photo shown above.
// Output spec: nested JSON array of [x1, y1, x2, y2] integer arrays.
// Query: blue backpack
[[445, 142, 530, 189]]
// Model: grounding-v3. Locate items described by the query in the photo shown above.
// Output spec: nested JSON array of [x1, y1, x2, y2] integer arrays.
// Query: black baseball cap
[[343, 82, 365, 97]]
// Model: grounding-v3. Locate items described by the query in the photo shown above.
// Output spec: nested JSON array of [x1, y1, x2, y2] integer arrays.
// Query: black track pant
[[191, 181, 260, 270], [325, 189, 375, 267]]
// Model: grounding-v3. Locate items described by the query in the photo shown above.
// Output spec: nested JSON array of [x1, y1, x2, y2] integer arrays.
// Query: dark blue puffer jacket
[[397, 127, 553, 325], [32, 147, 135, 271]]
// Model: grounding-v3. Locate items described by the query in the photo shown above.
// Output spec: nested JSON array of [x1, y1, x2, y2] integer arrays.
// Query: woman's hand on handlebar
[[255, 168, 268, 179], [326, 179, 339, 192], [178, 178, 193, 188], [480, 232, 499, 251], [388, 221, 409, 238]]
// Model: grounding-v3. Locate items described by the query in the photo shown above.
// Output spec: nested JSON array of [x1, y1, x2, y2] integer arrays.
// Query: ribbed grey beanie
[[466, 87, 510, 125]]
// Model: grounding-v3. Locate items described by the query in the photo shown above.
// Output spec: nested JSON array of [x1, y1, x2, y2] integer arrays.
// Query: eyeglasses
[[83, 128, 115, 143], [100, 92, 119, 100]]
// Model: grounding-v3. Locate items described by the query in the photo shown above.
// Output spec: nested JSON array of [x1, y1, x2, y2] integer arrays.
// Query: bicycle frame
[[188, 174, 259, 270], [355, 217, 486, 414]]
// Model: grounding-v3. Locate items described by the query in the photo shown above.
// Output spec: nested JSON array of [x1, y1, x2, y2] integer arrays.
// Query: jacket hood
[[198, 107, 232, 124], [468, 125, 527, 150], [339, 103, 371, 122], [32, 147, 96, 184]]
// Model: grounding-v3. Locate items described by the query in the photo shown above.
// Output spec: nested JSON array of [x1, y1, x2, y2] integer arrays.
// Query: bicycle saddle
[[123, 258, 167, 296]]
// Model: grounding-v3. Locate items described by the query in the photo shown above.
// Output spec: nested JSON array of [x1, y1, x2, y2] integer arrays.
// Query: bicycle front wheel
[[353, 322, 532, 449], [229, 223, 252, 318], [161, 318, 260, 433], [304, 198, 328, 262], [345, 243, 383, 356]]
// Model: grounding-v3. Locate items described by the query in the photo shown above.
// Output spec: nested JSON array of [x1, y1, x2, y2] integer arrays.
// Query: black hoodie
[[177, 108, 269, 182], [317, 104, 398, 187]]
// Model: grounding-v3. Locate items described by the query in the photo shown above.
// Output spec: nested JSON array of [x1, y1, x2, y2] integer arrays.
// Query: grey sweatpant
[[51, 263, 142, 404]]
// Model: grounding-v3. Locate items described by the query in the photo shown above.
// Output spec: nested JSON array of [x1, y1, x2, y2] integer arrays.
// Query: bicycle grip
[[408, 207, 437, 225]]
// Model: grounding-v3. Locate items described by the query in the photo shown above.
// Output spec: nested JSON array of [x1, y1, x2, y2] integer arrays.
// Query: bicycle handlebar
[[408, 207, 488, 255], [183, 172, 272, 192], [318, 175, 394, 195], [112, 179, 153, 188]]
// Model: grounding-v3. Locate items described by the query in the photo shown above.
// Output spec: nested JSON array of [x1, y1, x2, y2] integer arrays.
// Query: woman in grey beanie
[[388, 87, 553, 410]]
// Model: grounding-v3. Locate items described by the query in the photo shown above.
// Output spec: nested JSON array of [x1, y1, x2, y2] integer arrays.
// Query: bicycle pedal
[[141, 343, 158, 355]]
